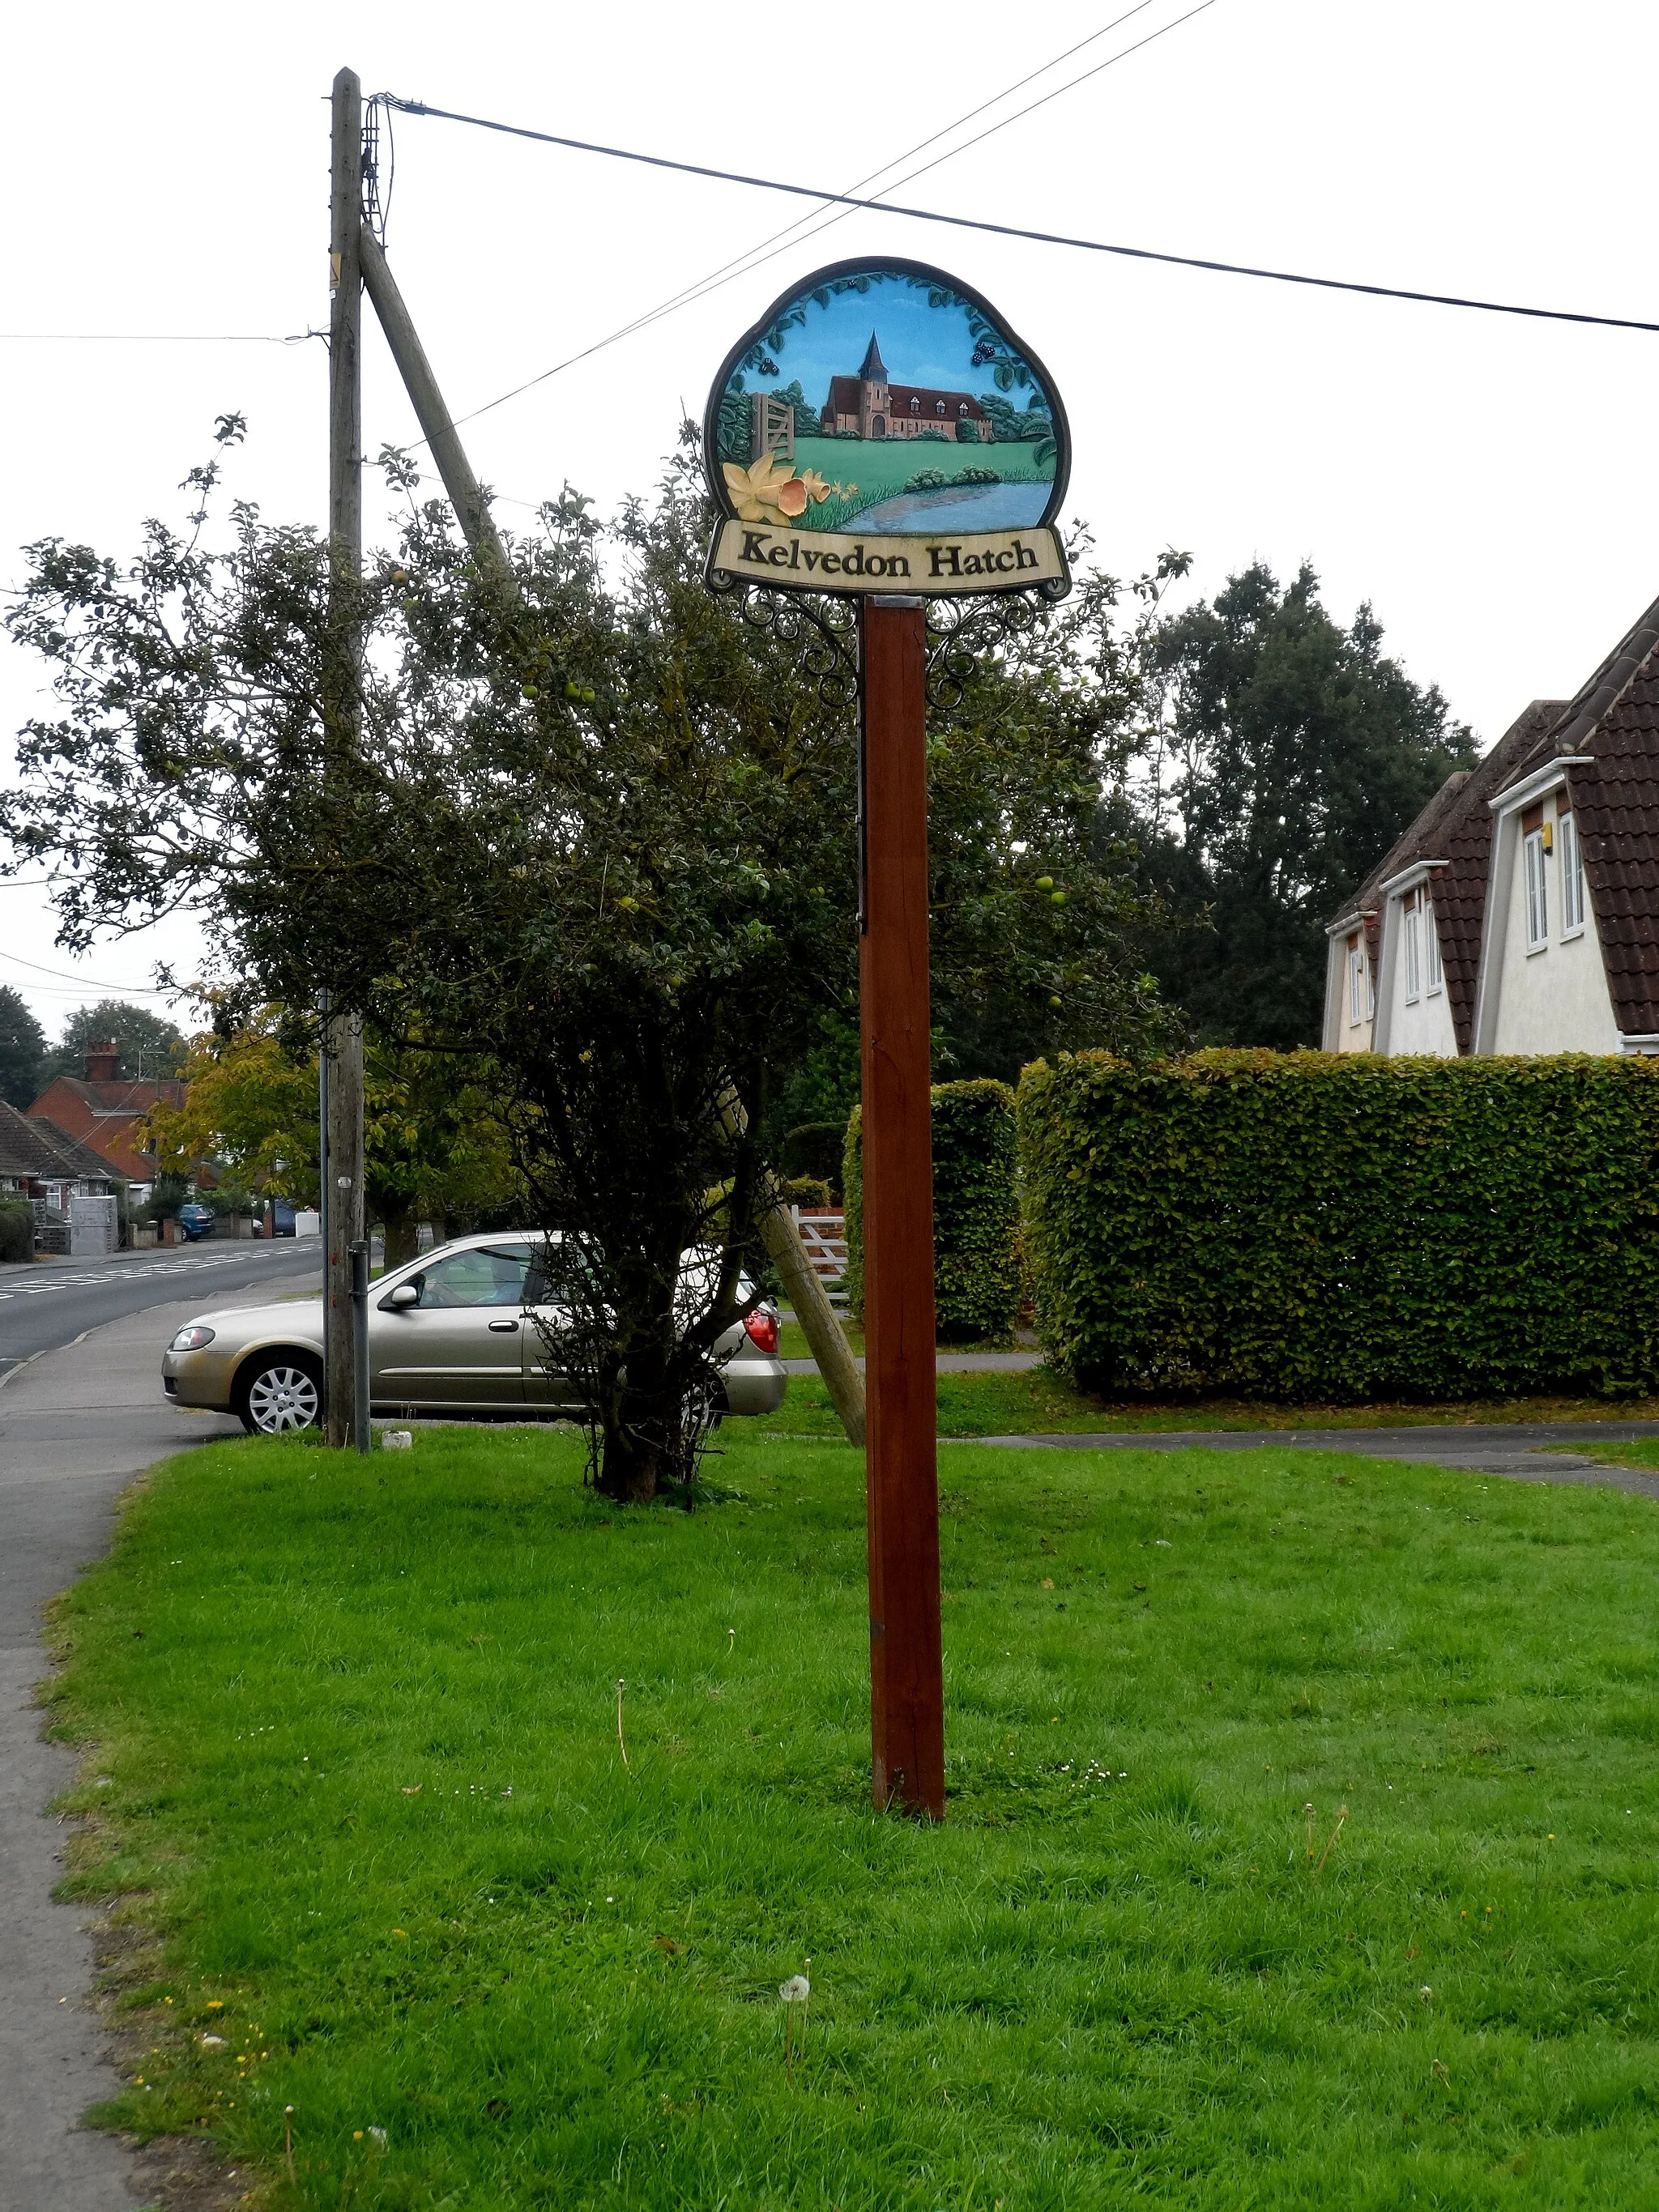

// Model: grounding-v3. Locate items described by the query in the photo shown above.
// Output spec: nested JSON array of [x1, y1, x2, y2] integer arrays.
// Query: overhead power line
[[0, 946, 175, 995], [374, 2, 1217, 445], [0, 331, 320, 344], [382, 95, 1659, 339]]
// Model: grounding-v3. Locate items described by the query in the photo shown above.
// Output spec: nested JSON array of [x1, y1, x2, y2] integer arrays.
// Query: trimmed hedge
[[843, 1079, 1022, 1343], [1017, 1049, 1659, 1401], [0, 1200, 32, 1265]]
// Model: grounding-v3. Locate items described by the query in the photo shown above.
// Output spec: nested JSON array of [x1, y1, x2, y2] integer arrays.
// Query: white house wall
[[1324, 930, 1374, 1051], [1382, 921, 1458, 1055], [1489, 821, 1619, 1055]]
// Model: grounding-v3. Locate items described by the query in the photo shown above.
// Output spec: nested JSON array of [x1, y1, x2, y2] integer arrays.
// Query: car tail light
[[742, 1306, 778, 1355]]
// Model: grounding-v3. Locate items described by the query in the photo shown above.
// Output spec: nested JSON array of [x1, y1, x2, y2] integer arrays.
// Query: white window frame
[[1523, 828, 1548, 952], [1425, 897, 1444, 992], [1403, 901, 1421, 1003], [1559, 809, 1586, 937], [1349, 944, 1363, 1025]]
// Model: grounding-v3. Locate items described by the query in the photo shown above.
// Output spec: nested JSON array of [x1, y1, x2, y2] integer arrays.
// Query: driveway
[[0, 1264, 316, 2210]]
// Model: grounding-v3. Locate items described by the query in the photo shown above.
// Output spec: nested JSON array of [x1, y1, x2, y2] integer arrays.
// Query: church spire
[[858, 330, 888, 382]]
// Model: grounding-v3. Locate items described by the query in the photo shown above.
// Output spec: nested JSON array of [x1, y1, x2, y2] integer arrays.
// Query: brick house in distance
[[1324, 590, 1659, 1058], [30, 1040, 185, 1194]]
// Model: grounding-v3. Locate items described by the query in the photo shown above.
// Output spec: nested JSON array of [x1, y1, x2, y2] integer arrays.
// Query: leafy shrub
[[1017, 1049, 1659, 1400], [950, 467, 1002, 486], [0, 1200, 33, 1264], [904, 469, 949, 492], [776, 1174, 832, 1213], [843, 1080, 1021, 1342]]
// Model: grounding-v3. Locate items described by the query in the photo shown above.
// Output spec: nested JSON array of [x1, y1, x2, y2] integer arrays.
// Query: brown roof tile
[[0, 1102, 122, 1186]]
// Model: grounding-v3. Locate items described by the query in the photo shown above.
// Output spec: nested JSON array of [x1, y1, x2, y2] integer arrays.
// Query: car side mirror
[[382, 1281, 420, 1311]]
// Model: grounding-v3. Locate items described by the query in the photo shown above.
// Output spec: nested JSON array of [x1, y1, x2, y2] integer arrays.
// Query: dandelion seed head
[[779, 1975, 810, 2003]]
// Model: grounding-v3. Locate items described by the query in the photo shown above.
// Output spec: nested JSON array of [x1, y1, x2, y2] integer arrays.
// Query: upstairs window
[[1426, 897, 1444, 991], [1524, 828, 1548, 949], [908, 395, 920, 413], [1559, 809, 1586, 934], [1348, 937, 1364, 1025], [1403, 897, 1422, 1003]]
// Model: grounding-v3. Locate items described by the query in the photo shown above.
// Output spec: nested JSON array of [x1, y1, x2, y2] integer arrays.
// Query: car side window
[[412, 1247, 531, 1309]]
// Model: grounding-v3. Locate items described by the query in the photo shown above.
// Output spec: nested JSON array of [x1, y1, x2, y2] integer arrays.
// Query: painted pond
[[851, 480, 1052, 534]]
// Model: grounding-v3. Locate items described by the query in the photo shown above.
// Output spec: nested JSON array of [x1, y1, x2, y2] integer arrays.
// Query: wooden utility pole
[[357, 220, 868, 1448], [858, 597, 944, 1819], [326, 66, 368, 1449]]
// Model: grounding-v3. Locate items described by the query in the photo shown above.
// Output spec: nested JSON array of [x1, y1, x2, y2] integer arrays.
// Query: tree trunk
[[382, 1207, 420, 1269]]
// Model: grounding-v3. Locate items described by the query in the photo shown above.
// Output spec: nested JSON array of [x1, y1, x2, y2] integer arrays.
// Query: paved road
[[0, 1241, 322, 1382], [0, 1263, 317, 2211]]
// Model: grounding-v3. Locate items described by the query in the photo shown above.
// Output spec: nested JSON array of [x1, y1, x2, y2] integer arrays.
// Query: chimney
[[85, 1041, 119, 1084]]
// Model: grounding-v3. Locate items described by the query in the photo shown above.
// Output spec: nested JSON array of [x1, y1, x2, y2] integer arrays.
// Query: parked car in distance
[[175, 1202, 216, 1242], [161, 1231, 787, 1434]]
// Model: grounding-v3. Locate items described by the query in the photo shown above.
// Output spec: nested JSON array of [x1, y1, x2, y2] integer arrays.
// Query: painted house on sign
[[1324, 591, 1659, 1056], [821, 333, 991, 445]]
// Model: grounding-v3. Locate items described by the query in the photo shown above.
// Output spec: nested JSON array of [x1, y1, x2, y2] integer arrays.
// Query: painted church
[[822, 333, 992, 443]]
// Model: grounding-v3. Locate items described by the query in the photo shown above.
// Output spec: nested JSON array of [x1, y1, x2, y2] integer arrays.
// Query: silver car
[[162, 1231, 787, 1434]]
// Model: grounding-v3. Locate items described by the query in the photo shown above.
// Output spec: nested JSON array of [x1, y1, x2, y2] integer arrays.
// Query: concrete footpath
[[0, 1284, 305, 2211]]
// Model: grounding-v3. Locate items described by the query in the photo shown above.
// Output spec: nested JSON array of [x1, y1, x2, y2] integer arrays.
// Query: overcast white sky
[[3, 0, 1656, 1042]]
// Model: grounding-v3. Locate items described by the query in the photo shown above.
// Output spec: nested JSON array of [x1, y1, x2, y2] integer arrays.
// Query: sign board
[[705, 258, 1070, 600]]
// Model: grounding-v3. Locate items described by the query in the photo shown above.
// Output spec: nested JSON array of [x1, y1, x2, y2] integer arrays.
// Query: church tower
[[856, 331, 890, 439]]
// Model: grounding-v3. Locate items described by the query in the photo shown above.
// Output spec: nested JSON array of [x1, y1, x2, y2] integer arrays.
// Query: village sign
[[704, 257, 1072, 600]]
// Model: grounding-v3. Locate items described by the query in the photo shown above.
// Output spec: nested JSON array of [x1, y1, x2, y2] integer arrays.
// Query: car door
[[371, 1243, 531, 1411], [518, 1239, 582, 1410]]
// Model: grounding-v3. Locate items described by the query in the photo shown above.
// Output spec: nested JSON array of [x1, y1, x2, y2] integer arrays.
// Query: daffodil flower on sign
[[722, 451, 808, 525], [796, 468, 834, 505]]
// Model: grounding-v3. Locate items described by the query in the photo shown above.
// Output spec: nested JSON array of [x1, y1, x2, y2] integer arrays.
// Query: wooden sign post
[[859, 596, 944, 1817], [704, 258, 1073, 1820]]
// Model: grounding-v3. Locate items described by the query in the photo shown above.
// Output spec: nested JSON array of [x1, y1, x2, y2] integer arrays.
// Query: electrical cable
[[382, 96, 1659, 347], [377, 2, 1226, 444], [471, 0, 1171, 364], [0, 947, 176, 994], [0, 331, 322, 344]]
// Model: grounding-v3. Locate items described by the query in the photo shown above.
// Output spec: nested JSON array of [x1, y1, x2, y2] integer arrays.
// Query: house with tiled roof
[[1323, 592, 1659, 1058], [28, 1039, 185, 1190]]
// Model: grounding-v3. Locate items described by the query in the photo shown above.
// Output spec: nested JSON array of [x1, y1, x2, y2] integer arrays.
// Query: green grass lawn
[[49, 1426, 1659, 2208], [786, 436, 1053, 533], [768, 1334, 1659, 1439]]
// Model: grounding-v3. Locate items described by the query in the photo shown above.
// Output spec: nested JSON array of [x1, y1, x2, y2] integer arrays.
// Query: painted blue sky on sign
[[713, 266, 1063, 537], [736, 275, 1049, 416]]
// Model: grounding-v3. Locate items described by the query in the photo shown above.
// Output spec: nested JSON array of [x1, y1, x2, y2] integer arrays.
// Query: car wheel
[[237, 1352, 323, 1435]]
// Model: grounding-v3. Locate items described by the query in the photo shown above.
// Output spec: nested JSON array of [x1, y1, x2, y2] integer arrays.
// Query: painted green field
[[48, 1424, 1659, 2207], [785, 435, 1054, 534]]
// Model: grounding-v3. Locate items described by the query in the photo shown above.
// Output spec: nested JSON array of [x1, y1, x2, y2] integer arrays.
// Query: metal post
[[350, 1238, 371, 1452], [325, 66, 368, 1448], [858, 595, 944, 1820]]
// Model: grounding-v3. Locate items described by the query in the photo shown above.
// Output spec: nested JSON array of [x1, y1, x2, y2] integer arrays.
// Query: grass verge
[[759, 1357, 1659, 1439], [46, 1427, 1659, 2207]]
